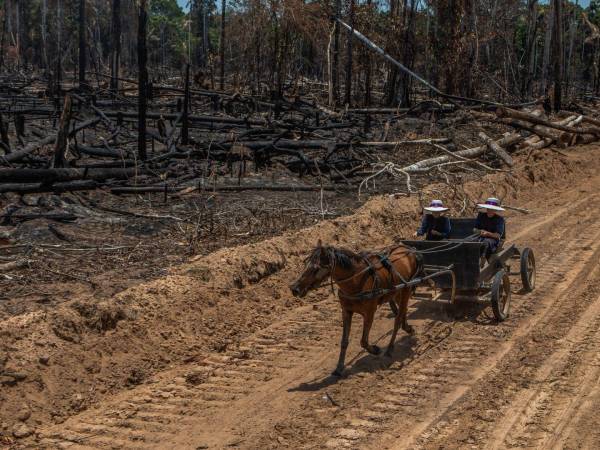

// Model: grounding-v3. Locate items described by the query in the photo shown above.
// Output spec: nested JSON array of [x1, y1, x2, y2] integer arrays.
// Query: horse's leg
[[333, 308, 353, 377], [386, 295, 403, 357], [399, 287, 414, 334], [360, 308, 381, 355]]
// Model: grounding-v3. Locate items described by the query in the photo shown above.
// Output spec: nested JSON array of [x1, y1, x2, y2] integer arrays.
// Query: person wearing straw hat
[[474, 197, 505, 260], [415, 200, 451, 241]]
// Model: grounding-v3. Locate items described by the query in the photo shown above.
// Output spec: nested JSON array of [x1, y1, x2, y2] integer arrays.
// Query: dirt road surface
[[3, 146, 600, 449]]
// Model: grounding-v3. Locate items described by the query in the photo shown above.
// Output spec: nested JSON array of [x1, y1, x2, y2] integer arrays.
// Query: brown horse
[[290, 240, 421, 376]]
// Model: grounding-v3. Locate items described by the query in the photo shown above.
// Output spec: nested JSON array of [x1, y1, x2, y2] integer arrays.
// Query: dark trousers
[[479, 237, 499, 258]]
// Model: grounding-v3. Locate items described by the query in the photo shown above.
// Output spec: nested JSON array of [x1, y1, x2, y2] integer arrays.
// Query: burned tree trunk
[[540, 2, 554, 96], [332, 0, 341, 107], [551, 0, 563, 111], [195, 0, 208, 68], [182, 63, 190, 145], [52, 95, 73, 168], [138, 0, 148, 160], [0, 113, 10, 153], [78, 0, 87, 89], [219, 0, 226, 90], [521, 0, 539, 99], [344, 0, 354, 107], [110, 0, 121, 93]]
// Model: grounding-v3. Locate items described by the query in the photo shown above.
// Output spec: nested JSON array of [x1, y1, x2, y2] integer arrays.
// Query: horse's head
[[290, 240, 333, 298]]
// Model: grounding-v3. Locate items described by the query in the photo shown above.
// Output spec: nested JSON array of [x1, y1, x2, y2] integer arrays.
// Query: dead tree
[[138, 0, 148, 160], [552, 0, 563, 111], [332, 0, 341, 107], [521, 0, 539, 99], [182, 63, 190, 145], [344, 0, 354, 107], [52, 95, 73, 168], [78, 0, 87, 89], [0, 1, 6, 69], [110, 0, 121, 93], [219, 0, 226, 90]]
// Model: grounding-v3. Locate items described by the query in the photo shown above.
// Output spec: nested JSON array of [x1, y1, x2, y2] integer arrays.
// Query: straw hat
[[424, 199, 449, 212], [477, 197, 505, 212]]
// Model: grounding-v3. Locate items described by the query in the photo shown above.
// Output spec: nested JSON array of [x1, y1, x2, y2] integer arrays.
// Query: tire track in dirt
[[32, 192, 599, 449], [484, 272, 600, 449], [401, 219, 600, 449]]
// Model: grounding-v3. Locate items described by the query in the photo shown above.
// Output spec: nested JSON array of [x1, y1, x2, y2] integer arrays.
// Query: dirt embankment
[[0, 146, 598, 441]]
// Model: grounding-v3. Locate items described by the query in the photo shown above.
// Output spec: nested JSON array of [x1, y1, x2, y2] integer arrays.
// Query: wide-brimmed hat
[[424, 199, 449, 212], [477, 197, 505, 212]]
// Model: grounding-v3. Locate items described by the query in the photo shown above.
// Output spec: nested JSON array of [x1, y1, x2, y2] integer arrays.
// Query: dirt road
[[5, 147, 600, 449]]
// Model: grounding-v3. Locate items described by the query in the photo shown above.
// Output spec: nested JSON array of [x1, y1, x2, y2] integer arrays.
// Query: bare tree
[[138, 0, 148, 160], [110, 0, 121, 93], [78, 0, 87, 88]]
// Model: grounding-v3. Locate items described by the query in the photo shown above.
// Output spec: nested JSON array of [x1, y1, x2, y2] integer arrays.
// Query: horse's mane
[[306, 245, 361, 270]]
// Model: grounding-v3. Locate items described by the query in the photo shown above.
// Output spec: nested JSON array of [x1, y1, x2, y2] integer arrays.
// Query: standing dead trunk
[[41, 0, 48, 70], [363, 0, 372, 106], [195, 0, 209, 68], [540, 2, 554, 96], [219, 0, 226, 90], [521, 0, 538, 99], [0, 113, 10, 153], [110, 0, 121, 93], [344, 0, 354, 106], [138, 0, 148, 161], [565, 0, 577, 98], [52, 96, 73, 168], [399, 0, 417, 106], [182, 64, 190, 145], [78, 0, 87, 89], [0, 1, 7, 70], [332, 0, 341, 107], [552, 0, 563, 111]]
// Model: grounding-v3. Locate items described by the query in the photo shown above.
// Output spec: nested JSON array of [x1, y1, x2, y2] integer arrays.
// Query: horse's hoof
[[370, 345, 381, 355], [404, 325, 415, 335]]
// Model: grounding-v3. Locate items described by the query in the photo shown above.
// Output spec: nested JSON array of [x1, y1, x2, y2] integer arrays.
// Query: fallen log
[[0, 167, 143, 183], [101, 110, 265, 126], [401, 133, 523, 173], [359, 138, 451, 147], [1, 213, 78, 222], [496, 107, 600, 136], [0, 180, 99, 194], [109, 184, 351, 194], [73, 144, 128, 159], [1, 135, 55, 164], [478, 132, 514, 166]]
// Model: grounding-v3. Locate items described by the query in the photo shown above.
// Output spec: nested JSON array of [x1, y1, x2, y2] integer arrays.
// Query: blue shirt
[[475, 212, 505, 241], [417, 214, 451, 240]]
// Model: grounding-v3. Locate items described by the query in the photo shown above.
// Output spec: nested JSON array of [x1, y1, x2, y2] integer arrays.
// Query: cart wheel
[[520, 247, 536, 292], [491, 270, 511, 322]]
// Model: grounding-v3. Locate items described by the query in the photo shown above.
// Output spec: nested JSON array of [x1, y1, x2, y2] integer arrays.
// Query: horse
[[290, 240, 421, 376]]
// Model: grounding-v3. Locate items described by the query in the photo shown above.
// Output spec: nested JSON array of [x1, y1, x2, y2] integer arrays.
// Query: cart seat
[[448, 218, 506, 241]]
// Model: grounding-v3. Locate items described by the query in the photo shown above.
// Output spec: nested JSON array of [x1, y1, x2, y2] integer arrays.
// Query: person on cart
[[475, 197, 505, 259], [415, 200, 451, 241]]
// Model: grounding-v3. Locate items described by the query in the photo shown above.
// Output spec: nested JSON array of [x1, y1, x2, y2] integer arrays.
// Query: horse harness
[[335, 246, 422, 301]]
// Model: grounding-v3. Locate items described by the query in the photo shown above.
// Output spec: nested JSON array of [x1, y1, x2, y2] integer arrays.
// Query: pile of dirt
[[0, 145, 597, 441]]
